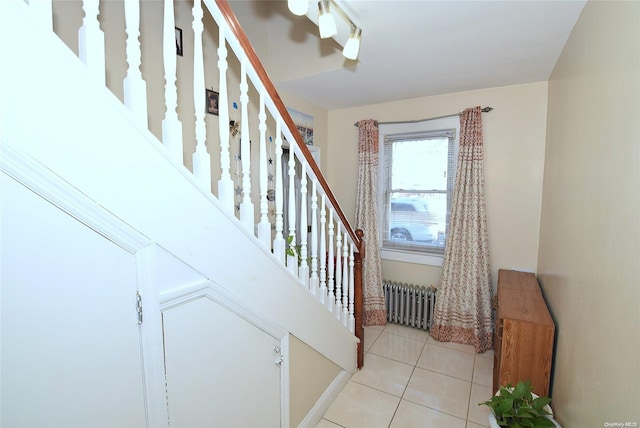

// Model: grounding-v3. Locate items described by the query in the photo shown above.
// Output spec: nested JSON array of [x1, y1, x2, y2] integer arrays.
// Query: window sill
[[380, 248, 443, 267]]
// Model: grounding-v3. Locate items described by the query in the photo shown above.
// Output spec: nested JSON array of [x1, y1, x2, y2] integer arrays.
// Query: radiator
[[383, 280, 437, 330]]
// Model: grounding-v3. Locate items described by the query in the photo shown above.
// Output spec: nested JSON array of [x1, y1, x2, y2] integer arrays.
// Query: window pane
[[383, 135, 453, 255], [391, 138, 449, 191], [387, 192, 445, 250]]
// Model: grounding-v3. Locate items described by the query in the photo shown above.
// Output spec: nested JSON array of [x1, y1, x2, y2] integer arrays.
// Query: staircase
[[0, 0, 363, 426]]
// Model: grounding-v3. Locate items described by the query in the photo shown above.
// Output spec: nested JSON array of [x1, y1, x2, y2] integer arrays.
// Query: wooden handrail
[[213, 0, 361, 250], [354, 229, 365, 368]]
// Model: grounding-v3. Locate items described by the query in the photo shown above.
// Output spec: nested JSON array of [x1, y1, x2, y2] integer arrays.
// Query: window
[[378, 117, 459, 265]]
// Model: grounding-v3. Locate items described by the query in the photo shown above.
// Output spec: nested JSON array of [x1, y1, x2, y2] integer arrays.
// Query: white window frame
[[377, 116, 460, 266]]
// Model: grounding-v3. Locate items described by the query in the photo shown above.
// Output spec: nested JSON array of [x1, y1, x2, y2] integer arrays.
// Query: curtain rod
[[353, 107, 493, 127]]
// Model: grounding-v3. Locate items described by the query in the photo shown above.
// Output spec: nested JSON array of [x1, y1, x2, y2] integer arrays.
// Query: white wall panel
[[1, 175, 147, 428]]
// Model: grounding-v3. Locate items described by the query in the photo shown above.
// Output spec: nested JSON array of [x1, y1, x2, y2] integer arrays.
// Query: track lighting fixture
[[288, 0, 363, 60], [318, 0, 337, 39]]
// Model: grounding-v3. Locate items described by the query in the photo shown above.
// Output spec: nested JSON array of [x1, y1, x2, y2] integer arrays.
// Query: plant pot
[[487, 389, 562, 428], [488, 411, 561, 428]]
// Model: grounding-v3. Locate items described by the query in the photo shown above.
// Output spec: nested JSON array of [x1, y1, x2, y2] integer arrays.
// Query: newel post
[[354, 229, 365, 369]]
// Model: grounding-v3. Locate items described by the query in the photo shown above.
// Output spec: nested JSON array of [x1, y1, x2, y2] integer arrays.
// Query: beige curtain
[[355, 119, 386, 325], [430, 106, 493, 353]]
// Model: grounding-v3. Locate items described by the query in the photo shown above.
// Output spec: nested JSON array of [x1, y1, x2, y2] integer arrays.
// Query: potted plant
[[480, 380, 560, 428]]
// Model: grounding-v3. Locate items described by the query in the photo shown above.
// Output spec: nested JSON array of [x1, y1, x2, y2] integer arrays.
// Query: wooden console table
[[493, 269, 555, 396]]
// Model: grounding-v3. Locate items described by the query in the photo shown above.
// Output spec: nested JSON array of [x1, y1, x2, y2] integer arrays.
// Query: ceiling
[[229, 0, 586, 110]]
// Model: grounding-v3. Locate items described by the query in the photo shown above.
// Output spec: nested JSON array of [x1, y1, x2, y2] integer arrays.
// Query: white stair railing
[[191, 0, 211, 192], [238, 59, 254, 231], [161, 0, 183, 164], [78, 0, 105, 85], [257, 93, 271, 249], [327, 210, 335, 313], [217, 24, 234, 214], [123, 0, 147, 128], [273, 121, 286, 264], [309, 181, 319, 297], [34, 0, 364, 343]]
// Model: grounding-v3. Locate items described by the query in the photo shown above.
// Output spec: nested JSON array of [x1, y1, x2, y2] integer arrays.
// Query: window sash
[[381, 130, 456, 256]]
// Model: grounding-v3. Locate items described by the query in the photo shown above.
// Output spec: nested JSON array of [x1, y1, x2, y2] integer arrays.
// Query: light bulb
[[343, 27, 361, 60], [288, 0, 308, 16], [318, 0, 337, 39]]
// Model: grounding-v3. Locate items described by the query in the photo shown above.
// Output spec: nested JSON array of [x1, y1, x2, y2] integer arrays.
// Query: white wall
[[327, 83, 548, 289], [539, 1, 640, 424]]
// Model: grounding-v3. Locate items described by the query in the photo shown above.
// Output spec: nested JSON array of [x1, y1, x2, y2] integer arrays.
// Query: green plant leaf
[[497, 398, 514, 414], [520, 419, 534, 428], [532, 397, 552, 413], [512, 380, 530, 399], [532, 416, 556, 427]]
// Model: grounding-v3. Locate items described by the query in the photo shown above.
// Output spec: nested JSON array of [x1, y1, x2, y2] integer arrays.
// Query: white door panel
[[163, 296, 281, 428], [1, 177, 147, 428]]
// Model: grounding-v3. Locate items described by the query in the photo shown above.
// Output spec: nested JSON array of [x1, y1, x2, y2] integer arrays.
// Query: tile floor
[[316, 323, 494, 428]]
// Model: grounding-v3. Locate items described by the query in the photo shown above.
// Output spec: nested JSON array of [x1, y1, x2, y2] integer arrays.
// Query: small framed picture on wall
[[206, 89, 219, 116], [175, 27, 183, 56]]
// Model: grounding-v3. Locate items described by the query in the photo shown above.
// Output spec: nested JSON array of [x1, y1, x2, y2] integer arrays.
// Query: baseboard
[[298, 370, 351, 428]]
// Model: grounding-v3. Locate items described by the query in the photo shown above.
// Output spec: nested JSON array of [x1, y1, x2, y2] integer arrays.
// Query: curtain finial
[[355, 119, 378, 128]]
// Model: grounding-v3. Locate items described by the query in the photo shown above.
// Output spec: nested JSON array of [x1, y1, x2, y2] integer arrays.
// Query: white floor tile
[[323, 381, 400, 428], [364, 324, 385, 331], [466, 421, 489, 428], [467, 383, 493, 425], [369, 332, 425, 365], [315, 418, 344, 428], [428, 334, 476, 354], [403, 367, 471, 419], [390, 399, 466, 428], [417, 342, 475, 381], [477, 349, 494, 360], [384, 323, 430, 343], [351, 353, 414, 397], [363, 327, 383, 353], [472, 354, 493, 387]]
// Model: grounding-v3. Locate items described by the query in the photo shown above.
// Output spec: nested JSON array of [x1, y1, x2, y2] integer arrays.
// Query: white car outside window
[[389, 197, 439, 242]]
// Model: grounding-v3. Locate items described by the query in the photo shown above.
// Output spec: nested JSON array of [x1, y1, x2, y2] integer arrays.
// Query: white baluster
[[299, 165, 309, 287], [342, 231, 349, 325], [286, 149, 297, 276], [327, 210, 335, 312], [273, 121, 286, 264], [334, 227, 343, 318], [217, 25, 233, 213], [191, 0, 211, 191], [349, 242, 355, 333], [257, 93, 270, 248], [319, 195, 327, 304], [78, 0, 105, 85], [309, 181, 319, 297], [123, 0, 148, 128], [161, 0, 183, 164], [239, 59, 254, 232], [29, 0, 53, 33]]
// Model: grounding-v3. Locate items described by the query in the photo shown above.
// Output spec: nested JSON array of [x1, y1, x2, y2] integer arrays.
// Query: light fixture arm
[[329, 0, 357, 32], [329, 0, 362, 60]]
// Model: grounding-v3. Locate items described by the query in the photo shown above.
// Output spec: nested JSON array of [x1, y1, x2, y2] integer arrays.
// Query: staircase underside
[[1, 0, 356, 383]]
